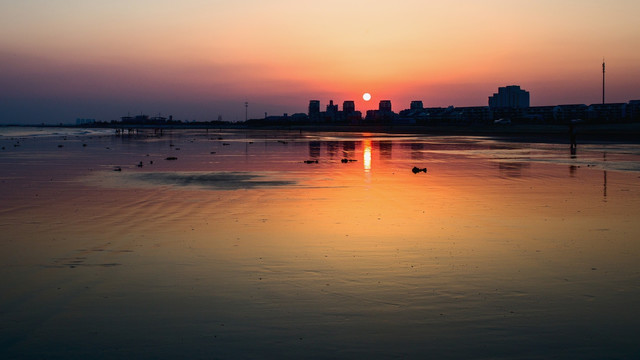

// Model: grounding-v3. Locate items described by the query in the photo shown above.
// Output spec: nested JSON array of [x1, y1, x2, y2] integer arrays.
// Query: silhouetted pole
[[245, 101, 248, 122], [602, 60, 605, 104]]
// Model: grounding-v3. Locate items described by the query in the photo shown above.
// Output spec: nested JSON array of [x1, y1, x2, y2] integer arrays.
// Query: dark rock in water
[[341, 158, 357, 163], [222, 143, 230, 146], [113, 167, 122, 172], [165, 156, 178, 160], [304, 160, 318, 164], [58, 144, 64, 148], [137, 161, 143, 168], [82, 144, 87, 147], [412, 166, 427, 174], [210, 151, 216, 154]]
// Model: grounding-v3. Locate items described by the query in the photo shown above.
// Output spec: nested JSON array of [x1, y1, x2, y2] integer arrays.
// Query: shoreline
[[2, 122, 640, 144]]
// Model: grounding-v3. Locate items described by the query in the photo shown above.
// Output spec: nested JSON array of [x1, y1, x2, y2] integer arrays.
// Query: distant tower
[[602, 59, 606, 104], [343, 100, 355, 114], [308, 100, 320, 122], [488, 85, 530, 109], [326, 100, 338, 113], [379, 100, 392, 112], [245, 101, 248, 121], [308, 100, 320, 115]]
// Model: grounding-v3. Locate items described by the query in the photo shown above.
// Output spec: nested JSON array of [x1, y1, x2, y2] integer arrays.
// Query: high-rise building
[[343, 100, 355, 114], [309, 100, 320, 115], [308, 100, 321, 122], [326, 100, 338, 114], [410, 101, 424, 110], [379, 100, 392, 112], [488, 86, 530, 109]]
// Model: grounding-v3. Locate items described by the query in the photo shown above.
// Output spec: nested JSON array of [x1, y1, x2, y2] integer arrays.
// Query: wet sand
[[1, 128, 640, 359]]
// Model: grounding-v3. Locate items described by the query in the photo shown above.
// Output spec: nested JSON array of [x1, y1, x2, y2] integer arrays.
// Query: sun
[[362, 93, 371, 101]]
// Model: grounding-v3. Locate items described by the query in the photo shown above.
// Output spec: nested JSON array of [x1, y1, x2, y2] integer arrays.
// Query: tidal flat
[[1, 128, 640, 359]]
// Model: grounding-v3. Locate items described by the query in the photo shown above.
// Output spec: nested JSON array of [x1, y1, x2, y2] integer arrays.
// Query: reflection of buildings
[[410, 143, 424, 160], [498, 162, 530, 178], [305, 139, 399, 171], [378, 141, 393, 159], [296, 138, 444, 175], [342, 141, 356, 158], [309, 141, 321, 158], [326, 141, 340, 159]]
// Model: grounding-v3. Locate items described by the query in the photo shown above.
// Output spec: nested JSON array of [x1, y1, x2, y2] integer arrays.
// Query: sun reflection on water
[[363, 139, 372, 172]]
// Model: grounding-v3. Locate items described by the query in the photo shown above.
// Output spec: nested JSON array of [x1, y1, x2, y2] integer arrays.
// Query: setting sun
[[363, 93, 371, 101]]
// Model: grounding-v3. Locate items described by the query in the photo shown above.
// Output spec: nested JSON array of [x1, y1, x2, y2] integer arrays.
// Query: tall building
[[379, 100, 392, 112], [308, 100, 320, 122], [488, 85, 530, 109], [326, 100, 338, 114], [343, 100, 355, 114], [410, 101, 424, 110], [629, 100, 640, 122], [308, 100, 320, 115]]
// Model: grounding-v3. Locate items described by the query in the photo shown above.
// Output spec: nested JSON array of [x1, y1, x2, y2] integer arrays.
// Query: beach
[[2, 127, 640, 359]]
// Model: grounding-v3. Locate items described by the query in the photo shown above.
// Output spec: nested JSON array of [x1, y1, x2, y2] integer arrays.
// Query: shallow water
[[1, 128, 640, 359]]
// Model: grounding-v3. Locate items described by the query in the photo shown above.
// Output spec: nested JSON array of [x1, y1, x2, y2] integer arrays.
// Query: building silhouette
[[326, 100, 339, 122], [488, 85, 530, 109], [306, 99, 362, 124], [343, 100, 355, 114], [379, 100, 392, 112], [410, 101, 424, 110], [326, 100, 338, 113], [363, 100, 396, 123], [308, 100, 320, 122], [290, 87, 640, 126]]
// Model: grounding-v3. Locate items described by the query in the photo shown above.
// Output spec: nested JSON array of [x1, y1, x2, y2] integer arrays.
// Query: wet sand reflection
[[1, 129, 640, 358]]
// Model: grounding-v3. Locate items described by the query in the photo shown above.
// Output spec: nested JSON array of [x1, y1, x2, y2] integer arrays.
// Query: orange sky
[[1, 0, 639, 123]]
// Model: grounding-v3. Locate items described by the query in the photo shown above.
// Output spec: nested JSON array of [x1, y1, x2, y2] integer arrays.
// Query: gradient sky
[[1, 0, 639, 124]]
